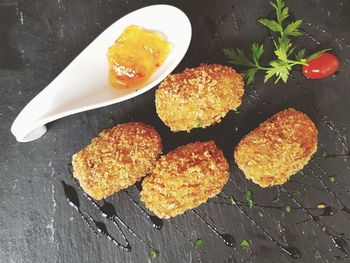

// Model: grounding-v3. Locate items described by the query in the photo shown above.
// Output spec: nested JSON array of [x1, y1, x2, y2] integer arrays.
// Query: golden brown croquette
[[140, 141, 229, 218], [155, 64, 244, 132], [234, 108, 318, 187], [72, 122, 162, 200]]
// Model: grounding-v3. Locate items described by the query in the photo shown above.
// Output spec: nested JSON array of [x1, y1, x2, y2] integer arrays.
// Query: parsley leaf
[[284, 20, 302, 37], [230, 196, 237, 205], [273, 195, 280, 203], [245, 191, 254, 208], [240, 240, 250, 250], [245, 68, 258, 85], [258, 18, 282, 32], [195, 239, 204, 249], [251, 43, 264, 64], [295, 48, 306, 61], [285, 205, 291, 212], [223, 48, 254, 67], [150, 249, 159, 258], [329, 176, 336, 183], [292, 190, 301, 196], [270, 0, 288, 24]]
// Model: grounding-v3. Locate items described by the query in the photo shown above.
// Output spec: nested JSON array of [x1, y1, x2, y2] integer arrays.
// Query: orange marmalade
[[107, 25, 172, 89]]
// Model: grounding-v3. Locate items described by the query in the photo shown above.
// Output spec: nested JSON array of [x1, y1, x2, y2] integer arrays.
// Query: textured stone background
[[1, 0, 350, 262]]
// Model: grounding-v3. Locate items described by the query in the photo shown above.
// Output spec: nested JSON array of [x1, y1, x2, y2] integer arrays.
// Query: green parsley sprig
[[223, 0, 329, 85]]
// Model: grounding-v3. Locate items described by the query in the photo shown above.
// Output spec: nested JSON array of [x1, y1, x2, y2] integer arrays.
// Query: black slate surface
[[1, 0, 350, 262]]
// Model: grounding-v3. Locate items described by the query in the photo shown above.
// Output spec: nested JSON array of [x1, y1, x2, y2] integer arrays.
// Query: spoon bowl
[[11, 5, 192, 142]]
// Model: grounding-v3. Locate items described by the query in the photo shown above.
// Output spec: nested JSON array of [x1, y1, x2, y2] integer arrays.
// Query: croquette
[[140, 141, 229, 218], [234, 108, 318, 187], [72, 122, 162, 200], [155, 64, 244, 132]]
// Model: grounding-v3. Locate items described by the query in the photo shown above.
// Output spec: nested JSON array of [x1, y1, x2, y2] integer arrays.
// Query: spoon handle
[[11, 87, 55, 142]]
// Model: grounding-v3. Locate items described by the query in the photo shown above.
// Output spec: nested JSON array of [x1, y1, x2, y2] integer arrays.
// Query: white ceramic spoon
[[11, 5, 191, 142]]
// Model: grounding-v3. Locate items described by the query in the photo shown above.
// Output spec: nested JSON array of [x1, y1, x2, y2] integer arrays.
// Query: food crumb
[[285, 205, 291, 212], [230, 196, 237, 205], [317, 204, 326, 209]]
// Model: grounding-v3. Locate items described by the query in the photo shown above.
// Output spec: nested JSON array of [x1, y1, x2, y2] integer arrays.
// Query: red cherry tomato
[[302, 52, 339, 79]]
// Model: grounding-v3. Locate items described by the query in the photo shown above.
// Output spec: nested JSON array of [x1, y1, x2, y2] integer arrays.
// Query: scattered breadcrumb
[[155, 64, 244, 132], [234, 108, 318, 187], [141, 141, 229, 218], [72, 122, 162, 200]]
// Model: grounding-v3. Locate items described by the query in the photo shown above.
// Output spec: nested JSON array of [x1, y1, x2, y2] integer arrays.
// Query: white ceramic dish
[[11, 5, 192, 142]]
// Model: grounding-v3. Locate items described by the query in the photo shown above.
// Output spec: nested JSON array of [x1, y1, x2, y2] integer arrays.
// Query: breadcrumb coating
[[155, 64, 244, 132], [234, 108, 318, 187], [140, 141, 229, 218], [72, 122, 162, 200]]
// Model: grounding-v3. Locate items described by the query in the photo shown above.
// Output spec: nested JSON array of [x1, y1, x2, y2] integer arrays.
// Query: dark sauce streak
[[280, 186, 348, 258], [289, 179, 326, 191], [231, 202, 301, 259], [342, 206, 350, 214], [219, 190, 301, 259], [166, 220, 203, 262], [100, 201, 117, 218], [306, 166, 350, 216], [227, 177, 284, 228], [311, 161, 350, 195], [292, 80, 350, 157], [135, 181, 143, 192], [289, 206, 337, 228], [209, 198, 318, 211], [249, 81, 350, 164], [168, 220, 194, 247], [299, 27, 321, 45], [124, 190, 163, 230], [84, 212, 131, 251], [247, 89, 268, 105], [191, 210, 237, 249], [229, 5, 239, 30], [200, 5, 236, 59], [205, 17, 217, 35], [322, 206, 335, 217], [304, 21, 350, 49], [0, 7, 23, 70], [167, 220, 203, 262], [61, 181, 131, 251], [322, 118, 350, 152], [250, 69, 350, 161], [67, 165, 156, 251], [333, 237, 349, 257], [80, 188, 154, 250], [62, 180, 80, 208], [61, 181, 99, 235], [234, 63, 350, 258]]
